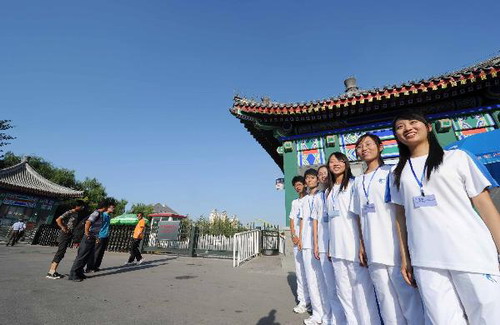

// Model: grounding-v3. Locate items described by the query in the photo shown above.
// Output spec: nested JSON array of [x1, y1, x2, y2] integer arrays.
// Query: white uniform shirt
[[327, 180, 360, 262], [317, 190, 329, 253], [12, 221, 25, 231], [389, 149, 499, 275], [350, 165, 401, 266], [300, 192, 323, 250], [289, 198, 302, 237]]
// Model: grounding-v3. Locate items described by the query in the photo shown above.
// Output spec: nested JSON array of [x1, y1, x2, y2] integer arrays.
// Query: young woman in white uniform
[[326, 152, 381, 325], [314, 165, 347, 324], [389, 112, 500, 325], [350, 133, 425, 325], [300, 168, 327, 325], [289, 175, 310, 314]]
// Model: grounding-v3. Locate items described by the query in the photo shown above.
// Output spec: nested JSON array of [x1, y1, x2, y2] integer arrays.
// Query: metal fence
[[233, 229, 261, 267], [31, 224, 135, 252]]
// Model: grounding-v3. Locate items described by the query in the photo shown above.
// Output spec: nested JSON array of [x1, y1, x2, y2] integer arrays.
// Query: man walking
[[125, 212, 146, 266], [86, 202, 115, 272], [6, 219, 26, 246], [68, 200, 109, 282], [46, 200, 85, 279]]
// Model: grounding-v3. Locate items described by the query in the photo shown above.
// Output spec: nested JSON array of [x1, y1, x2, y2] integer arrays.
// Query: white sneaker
[[293, 304, 309, 314], [137, 258, 145, 265], [303, 317, 322, 325], [123, 262, 135, 266]]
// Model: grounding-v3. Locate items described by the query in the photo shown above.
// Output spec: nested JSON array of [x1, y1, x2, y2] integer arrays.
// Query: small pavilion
[[0, 158, 83, 227]]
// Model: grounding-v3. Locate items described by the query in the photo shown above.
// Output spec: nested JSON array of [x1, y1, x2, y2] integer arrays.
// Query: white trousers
[[302, 249, 325, 322], [332, 258, 381, 325], [369, 263, 425, 325], [319, 253, 347, 324], [414, 267, 500, 325], [293, 246, 310, 306]]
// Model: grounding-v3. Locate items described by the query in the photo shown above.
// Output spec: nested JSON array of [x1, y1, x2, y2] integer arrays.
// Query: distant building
[[0, 158, 83, 226], [149, 203, 186, 221]]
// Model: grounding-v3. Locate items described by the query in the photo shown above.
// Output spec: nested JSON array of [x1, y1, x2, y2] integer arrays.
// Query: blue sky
[[1, 0, 498, 226]]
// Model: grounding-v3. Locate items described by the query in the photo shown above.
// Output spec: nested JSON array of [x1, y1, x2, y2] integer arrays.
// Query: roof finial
[[21, 156, 30, 164], [344, 76, 359, 95]]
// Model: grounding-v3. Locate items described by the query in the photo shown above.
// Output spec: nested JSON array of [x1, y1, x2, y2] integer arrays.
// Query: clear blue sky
[[1, 1, 498, 226]]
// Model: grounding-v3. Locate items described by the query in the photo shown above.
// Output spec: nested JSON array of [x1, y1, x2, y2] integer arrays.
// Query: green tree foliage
[[0, 120, 15, 158], [113, 199, 128, 216], [129, 203, 155, 216], [1, 152, 127, 213], [2, 152, 79, 189], [194, 215, 247, 237]]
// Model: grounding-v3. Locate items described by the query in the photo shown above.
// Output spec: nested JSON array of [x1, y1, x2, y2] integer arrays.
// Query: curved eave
[[0, 181, 84, 199], [232, 66, 500, 117]]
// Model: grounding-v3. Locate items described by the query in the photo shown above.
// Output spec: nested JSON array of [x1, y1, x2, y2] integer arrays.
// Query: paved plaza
[[0, 244, 304, 325]]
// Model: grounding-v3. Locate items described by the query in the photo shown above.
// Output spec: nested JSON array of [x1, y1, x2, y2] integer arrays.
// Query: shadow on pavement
[[256, 309, 280, 325], [96, 257, 176, 272], [287, 272, 298, 303], [88, 261, 170, 278]]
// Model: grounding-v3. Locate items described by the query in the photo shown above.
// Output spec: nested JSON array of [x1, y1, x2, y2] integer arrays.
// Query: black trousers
[[69, 235, 96, 278], [128, 239, 143, 263], [92, 237, 109, 269], [6, 230, 20, 246], [52, 232, 73, 263]]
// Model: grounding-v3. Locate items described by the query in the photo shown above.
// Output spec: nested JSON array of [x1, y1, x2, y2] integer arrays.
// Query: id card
[[329, 210, 340, 218], [413, 194, 437, 209], [363, 203, 376, 214], [323, 216, 329, 223]]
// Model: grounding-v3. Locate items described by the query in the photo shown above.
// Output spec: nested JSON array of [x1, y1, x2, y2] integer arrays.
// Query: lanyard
[[329, 185, 341, 207], [408, 159, 426, 196], [308, 194, 315, 215], [362, 167, 379, 204]]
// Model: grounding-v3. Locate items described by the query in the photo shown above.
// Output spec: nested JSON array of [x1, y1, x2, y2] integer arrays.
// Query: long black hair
[[326, 152, 353, 192], [355, 133, 385, 167], [391, 111, 444, 189]]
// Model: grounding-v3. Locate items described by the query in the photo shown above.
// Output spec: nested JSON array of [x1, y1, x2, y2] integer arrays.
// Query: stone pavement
[[0, 244, 305, 325]]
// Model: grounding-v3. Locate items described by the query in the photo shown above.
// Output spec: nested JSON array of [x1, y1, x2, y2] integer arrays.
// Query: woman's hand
[[314, 245, 320, 260], [401, 258, 417, 287]]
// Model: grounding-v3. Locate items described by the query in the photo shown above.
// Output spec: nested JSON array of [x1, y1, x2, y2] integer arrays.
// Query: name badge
[[363, 203, 376, 214], [329, 210, 340, 218], [413, 194, 437, 208]]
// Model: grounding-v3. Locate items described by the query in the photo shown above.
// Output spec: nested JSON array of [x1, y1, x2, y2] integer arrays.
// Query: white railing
[[233, 229, 261, 267]]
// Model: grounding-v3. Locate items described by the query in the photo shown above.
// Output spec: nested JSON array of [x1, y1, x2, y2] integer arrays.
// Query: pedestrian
[[350, 133, 425, 324], [314, 165, 346, 325], [6, 218, 26, 246], [46, 200, 85, 279], [389, 111, 500, 324], [68, 200, 109, 282], [299, 168, 328, 325], [125, 212, 146, 266], [326, 152, 380, 325], [86, 202, 115, 272], [288, 175, 311, 314]]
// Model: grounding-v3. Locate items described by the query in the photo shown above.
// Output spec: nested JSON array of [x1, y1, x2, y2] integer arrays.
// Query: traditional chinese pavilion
[[230, 55, 500, 225], [0, 158, 83, 227]]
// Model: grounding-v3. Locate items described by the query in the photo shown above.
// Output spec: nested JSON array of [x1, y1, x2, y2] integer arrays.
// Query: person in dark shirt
[[68, 200, 109, 282], [86, 203, 115, 272], [46, 200, 85, 279]]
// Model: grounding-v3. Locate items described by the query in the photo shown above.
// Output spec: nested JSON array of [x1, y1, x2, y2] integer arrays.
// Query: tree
[[79, 177, 107, 211], [1, 152, 79, 189], [129, 203, 155, 217], [113, 199, 128, 216], [0, 120, 15, 158]]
